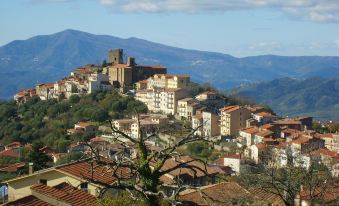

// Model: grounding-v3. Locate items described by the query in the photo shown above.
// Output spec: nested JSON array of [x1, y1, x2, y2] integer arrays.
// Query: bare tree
[[84, 115, 213, 206], [243, 149, 333, 206]]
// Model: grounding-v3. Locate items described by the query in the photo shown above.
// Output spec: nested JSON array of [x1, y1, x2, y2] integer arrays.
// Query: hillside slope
[[1, 29, 339, 99], [235, 77, 339, 120]]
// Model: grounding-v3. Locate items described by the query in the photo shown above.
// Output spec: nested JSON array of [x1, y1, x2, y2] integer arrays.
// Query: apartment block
[[147, 74, 190, 89], [136, 88, 190, 115], [220, 105, 251, 136]]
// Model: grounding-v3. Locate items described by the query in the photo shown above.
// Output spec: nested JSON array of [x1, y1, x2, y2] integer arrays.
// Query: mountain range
[[235, 77, 339, 121], [0, 29, 339, 119]]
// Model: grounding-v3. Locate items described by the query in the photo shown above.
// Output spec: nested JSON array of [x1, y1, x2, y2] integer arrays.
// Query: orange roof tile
[[57, 159, 132, 185], [0, 150, 19, 158], [240, 127, 259, 134], [31, 182, 97, 206], [76, 122, 94, 127], [292, 136, 311, 145], [255, 112, 276, 117], [180, 182, 255, 205], [6, 195, 52, 206], [220, 105, 241, 113]]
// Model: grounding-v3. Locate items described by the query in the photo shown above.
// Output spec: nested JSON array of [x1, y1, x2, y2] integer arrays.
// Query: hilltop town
[[0, 49, 338, 205]]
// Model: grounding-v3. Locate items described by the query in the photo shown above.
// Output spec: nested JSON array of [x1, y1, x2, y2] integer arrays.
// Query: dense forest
[[0, 91, 147, 152]]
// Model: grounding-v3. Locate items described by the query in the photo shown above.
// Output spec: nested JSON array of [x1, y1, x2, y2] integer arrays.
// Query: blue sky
[[1, 0, 339, 57]]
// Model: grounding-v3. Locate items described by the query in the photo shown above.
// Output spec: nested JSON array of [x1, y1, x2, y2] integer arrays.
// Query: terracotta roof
[[255, 130, 274, 137], [247, 187, 285, 205], [314, 133, 336, 139], [57, 159, 132, 185], [5, 141, 22, 148], [240, 127, 259, 134], [136, 79, 148, 84], [76, 122, 94, 127], [254, 112, 276, 117], [157, 156, 223, 181], [6, 195, 52, 206], [0, 162, 25, 172], [31, 182, 97, 206], [90, 136, 108, 143], [220, 105, 241, 113], [311, 148, 339, 159], [255, 143, 267, 150], [292, 136, 311, 145], [262, 124, 275, 130], [180, 182, 255, 206], [0, 149, 19, 158]]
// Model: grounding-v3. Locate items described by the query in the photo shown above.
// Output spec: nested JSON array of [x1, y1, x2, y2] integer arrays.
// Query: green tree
[[28, 141, 52, 171]]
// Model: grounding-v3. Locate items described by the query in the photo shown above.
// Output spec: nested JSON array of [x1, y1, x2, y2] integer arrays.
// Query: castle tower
[[108, 49, 123, 65]]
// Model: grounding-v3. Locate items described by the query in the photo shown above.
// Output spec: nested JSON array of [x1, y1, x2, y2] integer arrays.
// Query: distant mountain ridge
[[1, 29, 339, 101], [234, 77, 339, 121]]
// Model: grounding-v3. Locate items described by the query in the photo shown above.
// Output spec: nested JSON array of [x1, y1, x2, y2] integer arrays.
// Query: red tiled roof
[[255, 130, 274, 137], [6, 195, 52, 206], [31, 182, 97, 206], [0, 150, 19, 158], [262, 124, 275, 130], [5, 141, 21, 149], [292, 136, 310, 145], [76, 122, 94, 127], [57, 159, 132, 185], [255, 112, 276, 117], [156, 156, 223, 181], [0, 162, 25, 172], [180, 182, 255, 206], [314, 133, 335, 139], [220, 105, 241, 113], [240, 127, 259, 134]]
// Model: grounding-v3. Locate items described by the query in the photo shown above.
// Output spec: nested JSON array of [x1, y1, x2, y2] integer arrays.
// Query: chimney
[[127, 57, 135, 66], [29, 163, 34, 175]]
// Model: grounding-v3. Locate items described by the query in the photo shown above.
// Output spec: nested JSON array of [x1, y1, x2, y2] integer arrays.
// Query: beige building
[[220, 105, 251, 136], [36, 83, 55, 100], [4, 159, 130, 201], [177, 98, 202, 120], [88, 73, 112, 93], [192, 111, 220, 137], [136, 88, 190, 115], [147, 74, 190, 89]]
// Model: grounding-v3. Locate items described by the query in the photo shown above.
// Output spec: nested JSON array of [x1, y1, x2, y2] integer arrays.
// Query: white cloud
[[95, 0, 339, 23]]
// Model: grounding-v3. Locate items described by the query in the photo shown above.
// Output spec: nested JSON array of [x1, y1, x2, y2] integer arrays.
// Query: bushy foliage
[[0, 91, 147, 152]]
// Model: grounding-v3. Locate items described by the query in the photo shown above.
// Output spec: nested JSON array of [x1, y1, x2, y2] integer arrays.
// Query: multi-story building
[[177, 98, 202, 120], [314, 133, 339, 152], [147, 74, 190, 89], [136, 88, 190, 115], [192, 111, 220, 138], [14, 88, 36, 104], [220, 105, 251, 137], [88, 73, 112, 93], [195, 91, 225, 109], [202, 111, 220, 137], [35, 83, 55, 100]]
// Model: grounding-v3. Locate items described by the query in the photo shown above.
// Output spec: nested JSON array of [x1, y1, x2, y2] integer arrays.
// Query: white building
[[88, 73, 112, 93], [136, 88, 190, 115], [147, 74, 190, 89]]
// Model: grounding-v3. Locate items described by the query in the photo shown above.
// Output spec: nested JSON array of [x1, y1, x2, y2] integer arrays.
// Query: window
[[39, 179, 47, 185], [80, 182, 88, 192]]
